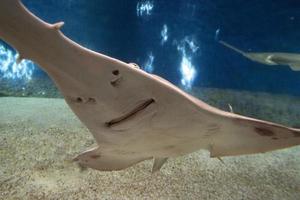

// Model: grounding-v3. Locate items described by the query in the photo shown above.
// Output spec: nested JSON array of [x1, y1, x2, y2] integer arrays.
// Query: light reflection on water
[[0, 43, 35, 80]]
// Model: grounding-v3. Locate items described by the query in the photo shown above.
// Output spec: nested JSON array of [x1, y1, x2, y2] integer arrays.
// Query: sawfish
[[220, 40, 300, 71], [1, 0, 300, 173]]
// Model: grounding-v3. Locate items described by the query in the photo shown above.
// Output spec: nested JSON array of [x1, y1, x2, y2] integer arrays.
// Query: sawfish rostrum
[[1, 0, 300, 172], [220, 40, 300, 71]]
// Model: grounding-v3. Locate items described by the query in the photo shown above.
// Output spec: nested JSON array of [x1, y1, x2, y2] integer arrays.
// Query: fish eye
[[112, 70, 119, 76]]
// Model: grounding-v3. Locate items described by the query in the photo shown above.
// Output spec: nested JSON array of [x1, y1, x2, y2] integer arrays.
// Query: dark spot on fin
[[293, 131, 300, 137], [255, 127, 275, 136], [105, 98, 155, 127], [90, 154, 101, 159]]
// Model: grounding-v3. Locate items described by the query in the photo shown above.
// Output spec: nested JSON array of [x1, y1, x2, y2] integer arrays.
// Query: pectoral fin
[[289, 64, 300, 71], [73, 147, 149, 171], [152, 157, 168, 173]]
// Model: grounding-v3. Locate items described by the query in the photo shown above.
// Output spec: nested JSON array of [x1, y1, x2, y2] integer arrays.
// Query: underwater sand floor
[[0, 91, 300, 200]]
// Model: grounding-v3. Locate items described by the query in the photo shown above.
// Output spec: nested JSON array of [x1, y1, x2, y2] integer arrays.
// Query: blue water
[[1, 0, 300, 95]]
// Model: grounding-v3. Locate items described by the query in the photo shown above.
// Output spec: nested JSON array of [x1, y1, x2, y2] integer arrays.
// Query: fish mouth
[[105, 98, 155, 128]]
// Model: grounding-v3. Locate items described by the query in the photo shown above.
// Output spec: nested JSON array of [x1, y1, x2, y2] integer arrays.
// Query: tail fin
[[210, 114, 300, 157], [219, 40, 246, 55]]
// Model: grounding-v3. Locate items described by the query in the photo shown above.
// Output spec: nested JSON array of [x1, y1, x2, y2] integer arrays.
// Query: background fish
[[220, 40, 300, 71]]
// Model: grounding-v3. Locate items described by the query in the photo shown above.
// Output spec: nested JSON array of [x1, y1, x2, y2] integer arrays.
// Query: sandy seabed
[[0, 90, 300, 200]]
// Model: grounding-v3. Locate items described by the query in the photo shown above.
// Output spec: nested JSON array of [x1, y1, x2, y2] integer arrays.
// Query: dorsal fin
[[152, 157, 168, 173], [52, 21, 64, 30]]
